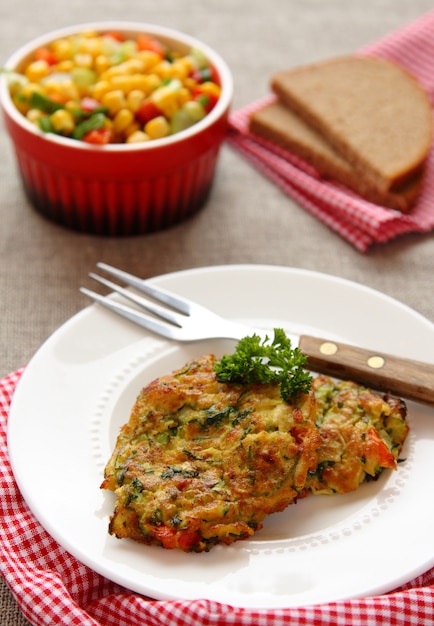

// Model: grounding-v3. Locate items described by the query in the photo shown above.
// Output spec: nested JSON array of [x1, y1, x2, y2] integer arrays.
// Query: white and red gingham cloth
[[2, 369, 434, 624], [227, 10, 434, 252]]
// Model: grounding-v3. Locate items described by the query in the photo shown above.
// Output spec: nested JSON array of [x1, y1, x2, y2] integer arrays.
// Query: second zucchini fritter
[[307, 375, 408, 494]]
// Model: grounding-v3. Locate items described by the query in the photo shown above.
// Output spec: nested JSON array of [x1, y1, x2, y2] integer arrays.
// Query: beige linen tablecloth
[[1, 1, 434, 624]]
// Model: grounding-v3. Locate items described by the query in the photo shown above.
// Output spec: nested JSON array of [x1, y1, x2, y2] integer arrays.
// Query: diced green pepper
[[71, 67, 97, 88], [37, 115, 55, 133], [170, 108, 195, 134], [72, 112, 107, 140], [69, 105, 109, 123], [29, 91, 65, 114]]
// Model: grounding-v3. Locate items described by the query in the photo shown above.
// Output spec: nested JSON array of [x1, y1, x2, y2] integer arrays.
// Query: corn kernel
[[198, 81, 221, 97], [50, 109, 75, 134], [25, 60, 50, 82], [128, 74, 159, 94], [64, 99, 79, 111], [92, 80, 113, 101], [151, 85, 179, 118], [153, 59, 175, 79], [112, 75, 128, 93], [97, 67, 112, 82], [100, 64, 125, 81], [77, 37, 102, 57], [122, 58, 146, 74], [145, 115, 170, 139], [177, 87, 192, 107], [101, 89, 126, 115], [94, 55, 111, 74], [109, 75, 135, 94], [51, 38, 73, 61], [184, 77, 199, 91], [44, 79, 79, 102], [126, 130, 150, 143], [123, 121, 141, 138], [126, 89, 145, 112], [113, 108, 134, 133], [73, 52, 93, 69], [26, 108, 45, 123], [168, 58, 192, 81], [135, 50, 162, 70], [182, 56, 195, 73], [52, 60, 74, 73], [99, 57, 142, 80], [80, 30, 99, 39], [76, 32, 100, 53]]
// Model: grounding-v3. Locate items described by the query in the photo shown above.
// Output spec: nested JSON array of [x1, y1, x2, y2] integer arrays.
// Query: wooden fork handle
[[298, 335, 434, 405]]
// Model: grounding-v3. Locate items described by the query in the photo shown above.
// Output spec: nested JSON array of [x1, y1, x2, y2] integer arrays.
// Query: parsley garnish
[[214, 329, 312, 402]]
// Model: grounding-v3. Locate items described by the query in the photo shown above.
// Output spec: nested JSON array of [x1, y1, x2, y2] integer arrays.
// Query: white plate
[[7, 265, 434, 609]]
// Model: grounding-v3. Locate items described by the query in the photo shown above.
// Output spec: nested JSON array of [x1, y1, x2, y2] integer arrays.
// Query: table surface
[[1, 1, 433, 623]]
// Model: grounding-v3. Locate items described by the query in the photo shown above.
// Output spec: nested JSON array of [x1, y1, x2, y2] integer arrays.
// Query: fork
[[80, 263, 434, 405]]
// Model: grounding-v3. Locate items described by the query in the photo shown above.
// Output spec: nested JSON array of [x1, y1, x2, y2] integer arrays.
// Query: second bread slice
[[249, 100, 423, 212]]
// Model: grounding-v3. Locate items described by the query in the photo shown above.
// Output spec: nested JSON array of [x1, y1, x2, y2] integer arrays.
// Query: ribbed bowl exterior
[[0, 22, 232, 236], [9, 133, 223, 236]]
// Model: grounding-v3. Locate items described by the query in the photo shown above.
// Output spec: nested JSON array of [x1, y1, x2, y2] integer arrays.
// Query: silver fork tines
[[80, 263, 255, 342], [80, 264, 434, 406]]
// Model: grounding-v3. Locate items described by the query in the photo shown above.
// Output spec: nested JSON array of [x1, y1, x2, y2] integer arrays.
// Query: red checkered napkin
[[1, 369, 434, 625], [227, 10, 434, 252]]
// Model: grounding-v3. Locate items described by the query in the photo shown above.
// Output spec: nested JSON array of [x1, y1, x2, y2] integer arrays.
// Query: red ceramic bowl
[[0, 22, 233, 235]]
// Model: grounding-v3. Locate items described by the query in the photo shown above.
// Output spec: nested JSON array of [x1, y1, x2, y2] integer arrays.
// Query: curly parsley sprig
[[214, 328, 312, 402]]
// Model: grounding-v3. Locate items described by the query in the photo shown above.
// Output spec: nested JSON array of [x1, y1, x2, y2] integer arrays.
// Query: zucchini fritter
[[307, 375, 408, 495], [101, 358, 409, 552], [101, 354, 320, 552]]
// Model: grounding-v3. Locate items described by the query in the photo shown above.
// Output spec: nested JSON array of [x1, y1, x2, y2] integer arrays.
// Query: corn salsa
[[6, 30, 221, 144]]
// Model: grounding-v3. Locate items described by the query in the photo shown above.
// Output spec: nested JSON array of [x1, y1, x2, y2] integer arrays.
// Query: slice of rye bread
[[271, 56, 433, 193], [249, 100, 423, 212]]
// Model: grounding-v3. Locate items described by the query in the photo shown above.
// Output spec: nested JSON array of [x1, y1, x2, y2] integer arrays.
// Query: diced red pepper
[[136, 34, 166, 57], [35, 47, 58, 66], [47, 92, 68, 105], [104, 31, 125, 42], [151, 526, 178, 549], [82, 127, 113, 145], [177, 529, 201, 550], [366, 427, 396, 469], [193, 90, 219, 113], [151, 525, 201, 550], [209, 65, 220, 85], [80, 97, 101, 112], [136, 98, 161, 125]]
